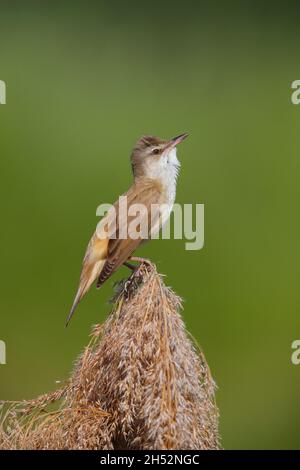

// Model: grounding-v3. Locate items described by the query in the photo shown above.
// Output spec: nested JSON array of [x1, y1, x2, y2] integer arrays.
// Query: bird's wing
[[66, 178, 162, 325], [97, 178, 162, 288]]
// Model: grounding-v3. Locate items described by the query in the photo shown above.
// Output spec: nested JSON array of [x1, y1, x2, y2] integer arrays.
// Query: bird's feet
[[123, 256, 154, 278], [124, 256, 154, 270], [123, 257, 154, 299], [123, 261, 136, 271], [129, 256, 153, 265]]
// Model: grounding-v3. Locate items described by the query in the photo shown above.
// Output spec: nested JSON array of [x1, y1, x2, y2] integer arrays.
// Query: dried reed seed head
[[0, 263, 220, 450]]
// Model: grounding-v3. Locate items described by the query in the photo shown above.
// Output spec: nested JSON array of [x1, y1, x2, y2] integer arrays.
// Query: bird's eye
[[152, 148, 160, 155]]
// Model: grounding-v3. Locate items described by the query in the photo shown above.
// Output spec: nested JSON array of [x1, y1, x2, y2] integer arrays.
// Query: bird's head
[[131, 133, 188, 180]]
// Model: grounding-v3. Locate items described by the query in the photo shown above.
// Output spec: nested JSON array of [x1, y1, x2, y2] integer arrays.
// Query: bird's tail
[[65, 259, 106, 327], [65, 288, 83, 327]]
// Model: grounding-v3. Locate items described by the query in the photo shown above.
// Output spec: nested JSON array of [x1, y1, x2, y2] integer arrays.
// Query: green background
[[0, 1, 299, 449]]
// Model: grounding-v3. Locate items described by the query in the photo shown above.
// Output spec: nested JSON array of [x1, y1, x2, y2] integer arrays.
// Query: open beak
[[167, 133, 189, 149]]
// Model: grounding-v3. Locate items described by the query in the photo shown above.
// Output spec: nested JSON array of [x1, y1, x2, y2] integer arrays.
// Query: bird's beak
[[166, 133, 189, 150]]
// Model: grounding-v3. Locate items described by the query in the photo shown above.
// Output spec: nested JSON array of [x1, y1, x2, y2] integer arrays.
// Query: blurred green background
[[0, 0, 300, 449]]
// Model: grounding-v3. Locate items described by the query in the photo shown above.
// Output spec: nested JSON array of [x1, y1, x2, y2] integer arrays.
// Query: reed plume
[[0, 263, 220, 450]]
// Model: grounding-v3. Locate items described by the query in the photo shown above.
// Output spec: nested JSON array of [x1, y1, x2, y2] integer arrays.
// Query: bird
[[66, 133, 188, 325]]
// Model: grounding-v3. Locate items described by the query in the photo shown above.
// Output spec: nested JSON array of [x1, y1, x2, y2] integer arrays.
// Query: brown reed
[[0, 262, 220, 450]]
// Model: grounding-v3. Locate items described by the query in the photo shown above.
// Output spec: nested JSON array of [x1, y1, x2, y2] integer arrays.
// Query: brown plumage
[[66, 133, 188, 325]]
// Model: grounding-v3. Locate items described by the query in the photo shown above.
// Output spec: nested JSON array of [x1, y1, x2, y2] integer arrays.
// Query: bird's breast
[[152, 177, 177, 236]]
